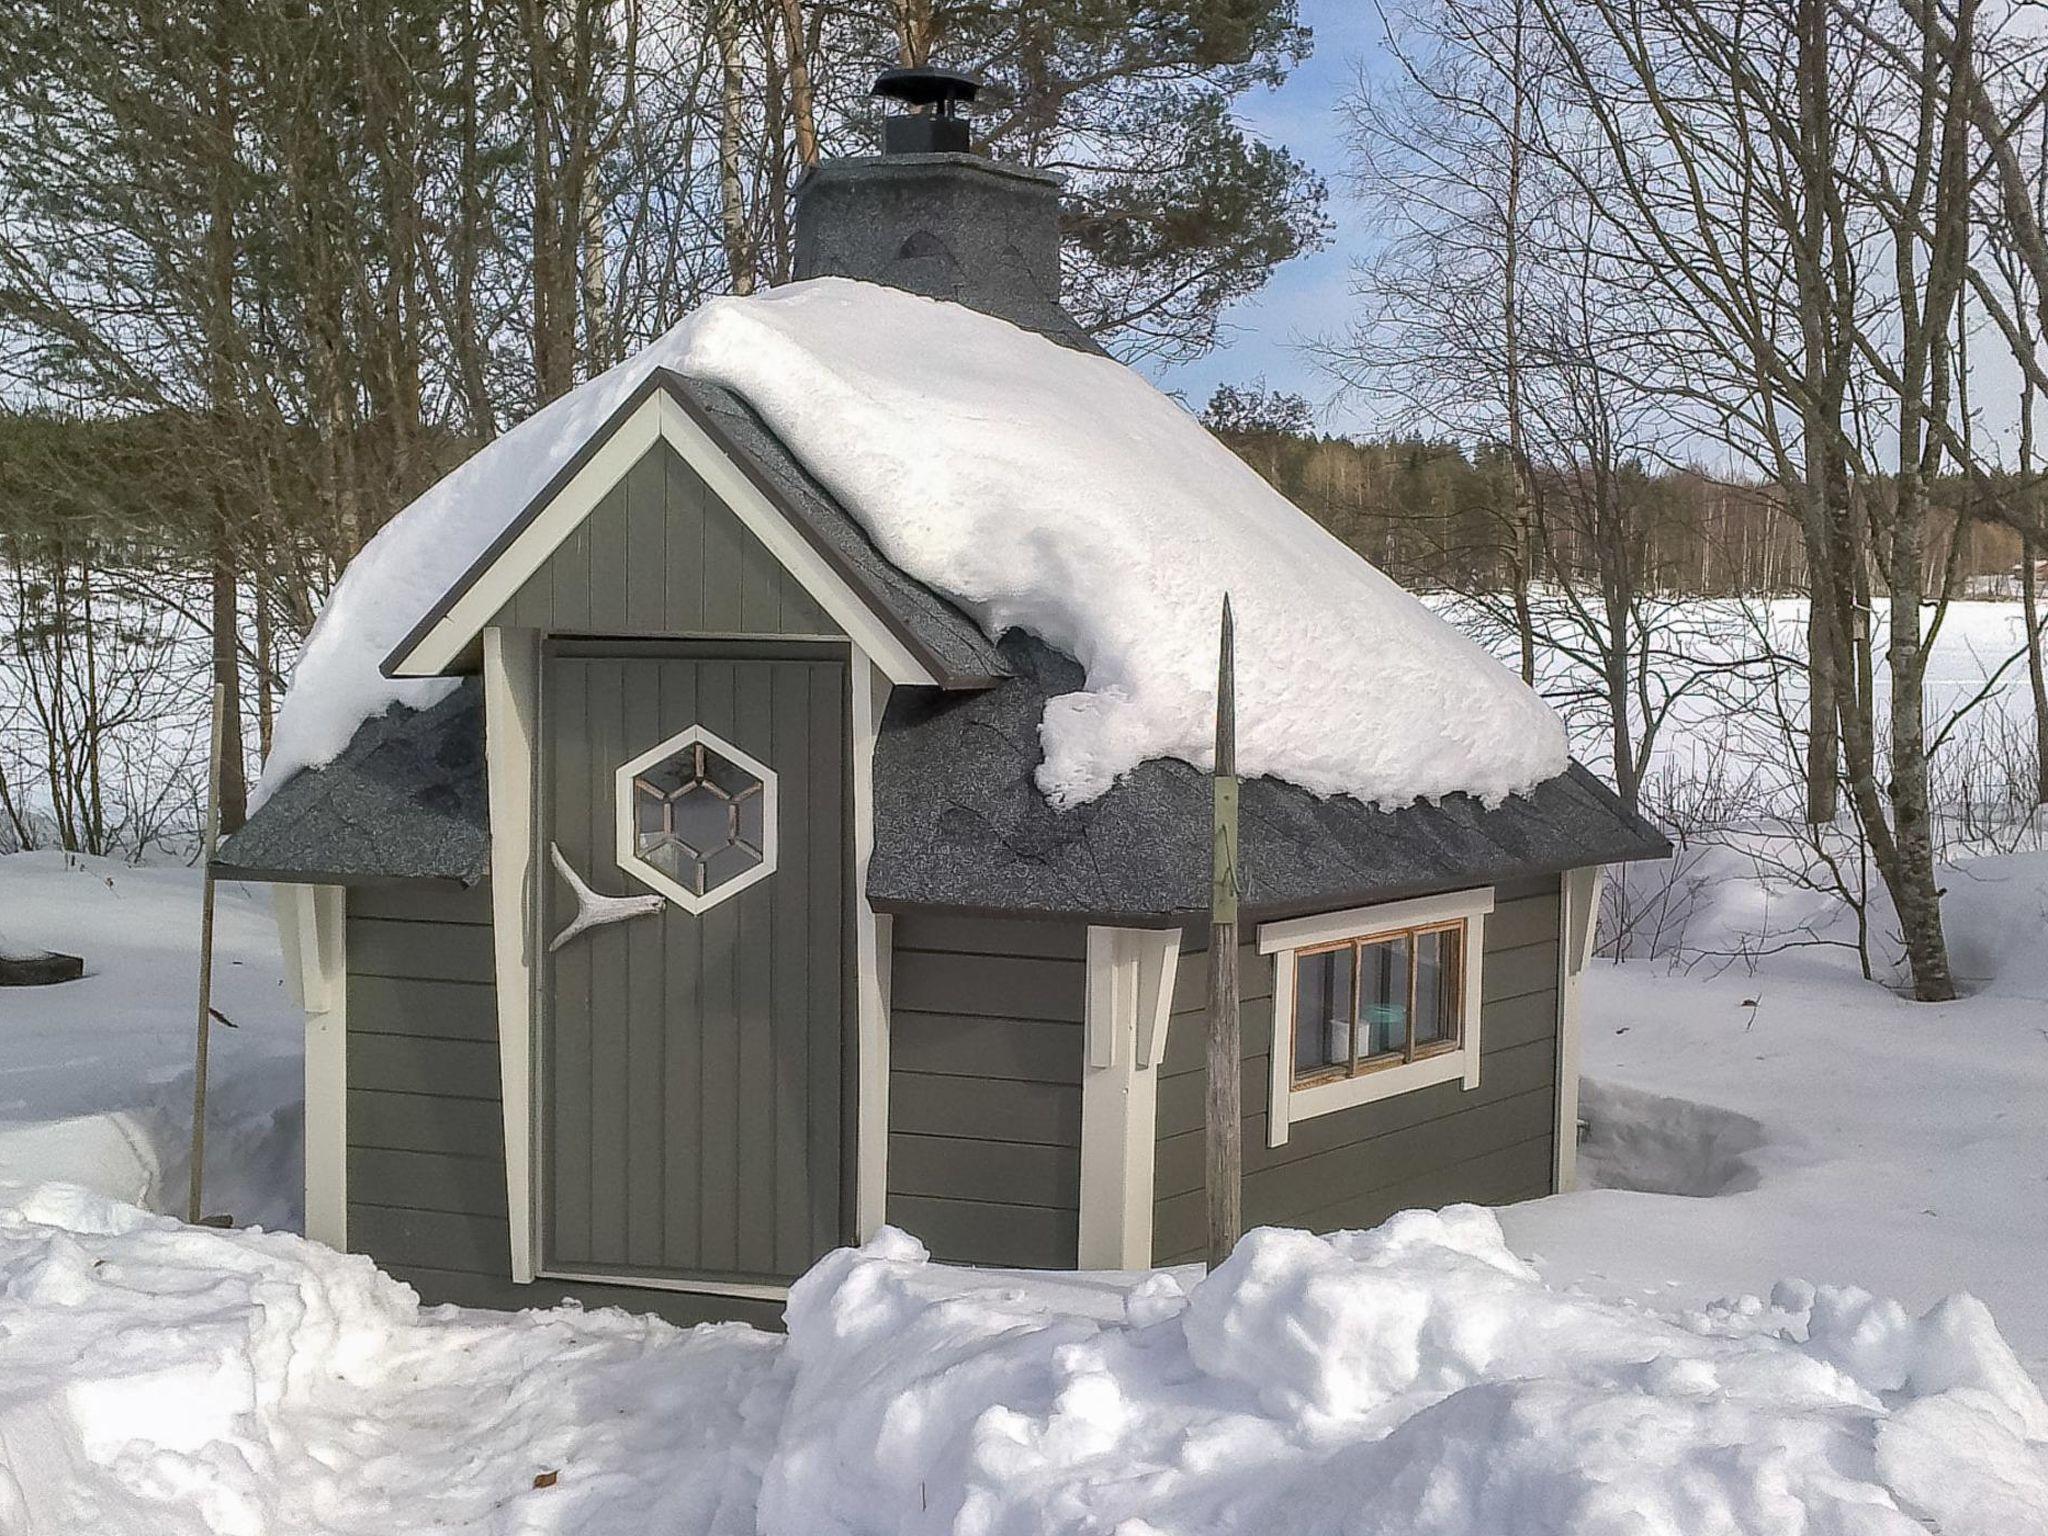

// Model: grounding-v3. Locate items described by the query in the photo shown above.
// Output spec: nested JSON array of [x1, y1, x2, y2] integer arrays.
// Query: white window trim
[[390, 389, 940, 688], [1260, 887, 1493, 1149], [613, 724, 779, 913]]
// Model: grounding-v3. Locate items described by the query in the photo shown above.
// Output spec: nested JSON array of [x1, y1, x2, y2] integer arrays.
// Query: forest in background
[[0, 0, 1328, 837], [14, 0, 2048, 1003]]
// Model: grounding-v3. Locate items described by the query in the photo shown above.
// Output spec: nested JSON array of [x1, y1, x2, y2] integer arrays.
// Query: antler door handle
[[547, 843, 665, 952]]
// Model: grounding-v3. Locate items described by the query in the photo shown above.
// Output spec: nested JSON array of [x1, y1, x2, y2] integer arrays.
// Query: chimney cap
[[873, 66, 981, 117]]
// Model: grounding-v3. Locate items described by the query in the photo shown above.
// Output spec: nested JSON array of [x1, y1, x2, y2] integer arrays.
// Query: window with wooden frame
[[1259, 889, 1493, 1147], [1291, 921, 1464, 1086]]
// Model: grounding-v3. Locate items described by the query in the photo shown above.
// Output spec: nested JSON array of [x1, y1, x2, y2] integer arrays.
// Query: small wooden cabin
[[217, 75, 1667, 1327]]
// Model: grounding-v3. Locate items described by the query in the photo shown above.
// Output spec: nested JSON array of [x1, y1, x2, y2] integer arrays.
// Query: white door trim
[[1077, 925, 1182, 1269], [506, 638, 885, 1282], [276, 882, 348, 1250], [391, 391, 939, 688], [483, 626, 543, 1283]]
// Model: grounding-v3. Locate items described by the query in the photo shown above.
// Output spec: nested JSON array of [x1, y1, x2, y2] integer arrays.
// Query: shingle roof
[[865, 636, 1669, 923], [219, 636, 1668, 912], [215, 683, 489, 886]]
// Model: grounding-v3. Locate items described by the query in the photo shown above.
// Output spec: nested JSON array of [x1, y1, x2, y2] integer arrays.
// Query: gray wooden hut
[[217, 74, 1668, 1327]]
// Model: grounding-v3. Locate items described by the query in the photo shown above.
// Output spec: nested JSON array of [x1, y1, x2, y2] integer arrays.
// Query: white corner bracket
[[275, 882, 347, 1250], [1555, 865, 1604, 1193], [1078, 926, 1183, 1270]]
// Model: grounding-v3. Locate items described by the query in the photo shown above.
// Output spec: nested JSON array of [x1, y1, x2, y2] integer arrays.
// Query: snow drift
[[5, 1193, 2043, 1536], [261, 278, 1566, 813]]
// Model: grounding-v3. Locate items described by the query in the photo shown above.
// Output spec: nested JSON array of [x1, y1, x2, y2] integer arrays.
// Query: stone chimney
[[790, 68, 1097, 350]]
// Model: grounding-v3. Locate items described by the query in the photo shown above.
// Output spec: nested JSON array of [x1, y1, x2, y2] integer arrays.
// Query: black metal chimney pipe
[[873, 66, 980, 156]]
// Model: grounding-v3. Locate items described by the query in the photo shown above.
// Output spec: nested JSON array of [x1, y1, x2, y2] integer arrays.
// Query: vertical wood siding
[[342, 882, 782, 1328], [886, 913, 1088, 1268], [540, 650, 847, 1288], [1151, 877, 1563, 1266], [498, 440, 841, 638]]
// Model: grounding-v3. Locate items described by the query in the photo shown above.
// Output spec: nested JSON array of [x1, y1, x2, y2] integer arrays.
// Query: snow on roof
[[259, 278, 1565, 812]]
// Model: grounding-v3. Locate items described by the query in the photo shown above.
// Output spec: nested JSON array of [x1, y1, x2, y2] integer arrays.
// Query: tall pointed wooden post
[[187, 679, 228, 1224], [1206, 595, 1243, 1268]]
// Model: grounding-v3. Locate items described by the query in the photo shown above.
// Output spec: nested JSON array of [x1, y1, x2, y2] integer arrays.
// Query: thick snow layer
[[4, 1196, 2045, 1535], [0, 854, 301, 1230], [260, 278, 1565, 810]]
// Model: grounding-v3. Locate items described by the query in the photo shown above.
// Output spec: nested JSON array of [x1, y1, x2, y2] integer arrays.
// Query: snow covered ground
[[1505, 850, 2048, 1386], [2, 841, 2047, 1530], [2, 1191, 2043, 1534], [0, 852, 302, 1230]]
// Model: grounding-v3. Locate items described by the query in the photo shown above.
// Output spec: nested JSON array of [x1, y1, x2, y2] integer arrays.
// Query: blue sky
[[1145, 1, 1385, 434]]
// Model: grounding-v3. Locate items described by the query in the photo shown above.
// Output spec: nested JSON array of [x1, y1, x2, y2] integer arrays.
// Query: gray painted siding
[[886, 913, 1086, 1268], [499, 439, 841, 638], [1152, 877, 1562, 1266], [342, 881, 780, 1328]]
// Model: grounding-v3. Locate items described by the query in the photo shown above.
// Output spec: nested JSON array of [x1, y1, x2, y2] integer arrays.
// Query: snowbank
[[262, 279, 1564, 811], [772, 1214, 2048, 1536], [8, 1192, 2043, 1535], [0, 1186, 778, 1535]]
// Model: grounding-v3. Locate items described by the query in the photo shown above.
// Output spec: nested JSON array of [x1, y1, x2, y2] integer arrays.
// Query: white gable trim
[[392, 390, 940, 687]]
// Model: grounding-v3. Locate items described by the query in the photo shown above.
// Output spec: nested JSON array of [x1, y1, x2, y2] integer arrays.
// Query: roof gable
[[494, 436, 839, 640], [384, 370, 1002, 688]]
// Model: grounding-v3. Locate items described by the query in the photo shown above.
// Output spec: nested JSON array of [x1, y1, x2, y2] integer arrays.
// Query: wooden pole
[[187, 680, 227, 1225], [1206, 595, 1243, 1268]]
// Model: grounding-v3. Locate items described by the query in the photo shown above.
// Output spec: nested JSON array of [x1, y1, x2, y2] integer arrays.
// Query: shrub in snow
[[263, 279, 1565, 813]]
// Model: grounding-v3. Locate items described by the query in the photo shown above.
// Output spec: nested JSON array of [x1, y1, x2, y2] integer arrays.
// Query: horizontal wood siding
[[887, 913, 1087, 1268], [342, 882, 783, 1327], [498, 440, 841, 639], [1152, 877, 1562, 1266], [345, 882, 512, 1296]]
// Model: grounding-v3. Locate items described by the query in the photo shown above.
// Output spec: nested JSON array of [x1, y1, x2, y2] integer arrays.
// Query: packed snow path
[[1, 1192, 2044, 1535]]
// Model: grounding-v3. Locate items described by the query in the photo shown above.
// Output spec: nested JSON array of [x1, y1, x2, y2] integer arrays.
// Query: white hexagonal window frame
[[613, 724, 778, 914]]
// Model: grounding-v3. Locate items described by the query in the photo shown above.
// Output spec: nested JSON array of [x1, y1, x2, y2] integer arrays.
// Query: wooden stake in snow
[[1206, 594, 1243, 1269], [187, 680, 227, 1226]]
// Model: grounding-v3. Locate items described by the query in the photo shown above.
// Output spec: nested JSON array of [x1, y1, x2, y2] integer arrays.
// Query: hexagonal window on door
[[613, 726, 777, 912]]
